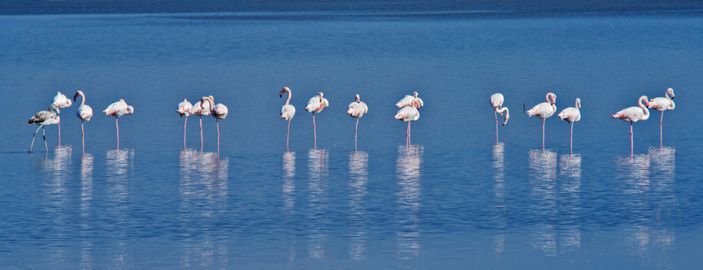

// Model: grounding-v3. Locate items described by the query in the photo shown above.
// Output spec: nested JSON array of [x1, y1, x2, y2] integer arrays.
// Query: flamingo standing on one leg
[[395, 91, 424, 146], [490, 93, 510, 143], [279, 87, 296, 151], [558, 98, 581, 154], [191, 95, 214, 152], [212, 102, 229, 154], [103, 99, 134, 149], [526, 92, 557, 149], [347, 94, 369, 151], [27, 104, 61, 153], [305, 92, 329, 149], [647, 88, 676, 148], [73, 90, 93, 154], [612, 96, 650, 157], [52, 91, 72, 146], [177, 99, 193, 148]]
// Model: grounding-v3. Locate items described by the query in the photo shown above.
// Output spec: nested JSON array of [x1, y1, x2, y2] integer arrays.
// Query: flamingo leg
[[115, 118, 120, 150], [57, 120, 61, 146], [355, 118, 359, 151], [541, 117, 546, 150], [183, 117, 188, 149], [217, 120, 221, 154], [29, 125, 42, 153], [312, 113, 317, 149], [199, 116, 204, 152], [660, 110, 664, 149], [408, 121, 412, 146], [81, 122, 85, 154], [630, 122, 634, 157], [42, 126, 48, 152], [495, 111, 499, 143], [286, 119, 291, 152], [569, 121, 574, 155]]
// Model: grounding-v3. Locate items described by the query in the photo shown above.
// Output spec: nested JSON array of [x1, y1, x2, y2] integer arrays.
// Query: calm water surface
[[1, 12, 702, 269]]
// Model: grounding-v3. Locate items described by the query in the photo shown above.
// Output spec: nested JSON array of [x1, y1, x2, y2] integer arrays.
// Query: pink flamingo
[[212, 102, 228, 153], [73, 90, 93, 153], [647, 88, 676, 148], [347, 94, 369, 150], [305, 92, 329, 149], [612, 96, 650, 156], [191, 96, 214, 152], [558, 98, 581, 154], [279, 87, 296, 151], [177, 99, 193, 148], [526, 92, 557, 149], [52, 91, 72, 146], [490, 93, 510, 143], [103, 99, 134, 149], [395, 91, 423, 146], [27, 104, 60, 153]]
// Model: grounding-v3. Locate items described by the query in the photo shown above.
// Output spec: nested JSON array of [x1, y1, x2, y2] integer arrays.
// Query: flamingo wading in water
[[103, 99, 134, 149], [191, 96, 214, 152], [648, 88, 676, 148], [526, 92, 557, 149], [212, 102, 228, 153], [177, 99, 193, 148], [27, 104, 61, 153], [52, 91, 72, 146], [73, 90, 93, 153], [347, 94, 369, 150], [490, 93, 510, 143], [280, 87, 296, 151], [305, 92, 329, 149], [612, 95, 650, 157], [395, 91, 424, 146], [558, 98, 581, 154]]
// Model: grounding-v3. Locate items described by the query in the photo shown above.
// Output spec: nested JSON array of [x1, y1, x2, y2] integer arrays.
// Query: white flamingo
[[305, 92, 329, 149], [279, 87, 296, 151], [526, 92, 557, 149], [177, 99, 193, 148], [490, 93, 510, 143], [648, 88, 676, 147], [73, 90, 93, 153], [103, 99, 134, 149], [190, 95, 214, 152], [52, 91, 73, 145], [395, 92, 423, 146], [612, 95, 650, 156], [347, 94, 369, 150], [212, 102, 228, 153], [27, 104, 61, 153], [558, 98, 581, 154]]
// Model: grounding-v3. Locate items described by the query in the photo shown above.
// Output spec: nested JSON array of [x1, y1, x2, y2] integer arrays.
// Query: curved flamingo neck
[[79, 92, 86, 107], [639, 97, 649, 116]]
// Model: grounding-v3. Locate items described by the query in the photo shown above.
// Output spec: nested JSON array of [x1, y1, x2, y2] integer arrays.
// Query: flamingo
[[177, 99, 193, 148], [526, 92, 557, 149], [305, 92, 329, 149], [52, 91, 72, 146], [648, 88, 676, 147], [395, 92, 423, 146], [73, 90, 93, 153], [191, 95, 214, 152], [347, 94, 369, 150], [279, 87, 296, 151], [490, 93, 510, 143], [103, 99, 134, 149], [212, 102, 228, 153], [27, 104, 61, 153], [558, 98, 581, 154], [612, 96, 650, 156]]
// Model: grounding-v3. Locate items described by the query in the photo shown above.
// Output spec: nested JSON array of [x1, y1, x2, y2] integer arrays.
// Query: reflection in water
[[106, 149, 133, 268], [348, 151, 368, 260], [282, 151, 297, 262], [528, 149, 557, 256], [308, 149, 329, 259], [618, 153, 651, 253], [492, 143, 506, 254], [558, 154, 582, 252], [396, 145, 422, 259], [80, 154, 94, 270], [649, 147, 676, 248], [41, 146, 72, 262], [179, 150, 229, 269]]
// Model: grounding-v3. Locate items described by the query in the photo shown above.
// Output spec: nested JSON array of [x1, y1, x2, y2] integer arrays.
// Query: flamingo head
[[279, 86, 290, 97], [547, 92, 557, 105], [355, 94, 360, 102], [575, 98, 581, 109], [640, 95, 650, 107], [126, 105, 135, 115], [318, 92, 324, 98], [666, 88, 675, 99], [73, 90, 84, 102], [413, 91, 419, 97]]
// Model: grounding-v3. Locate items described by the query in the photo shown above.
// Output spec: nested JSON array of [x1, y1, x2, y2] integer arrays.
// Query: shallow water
[[1, 12, 703, 269]]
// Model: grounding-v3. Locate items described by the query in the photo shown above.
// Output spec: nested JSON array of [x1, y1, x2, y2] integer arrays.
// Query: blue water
[[1, 12, 703, 269]]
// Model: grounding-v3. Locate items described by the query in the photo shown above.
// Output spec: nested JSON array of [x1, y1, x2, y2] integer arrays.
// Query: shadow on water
[[396, 145, 423, 260], [178, 149, 229, 269]]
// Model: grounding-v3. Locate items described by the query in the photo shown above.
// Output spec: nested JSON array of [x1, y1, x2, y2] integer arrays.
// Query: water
[[1, 12, 703, 269]]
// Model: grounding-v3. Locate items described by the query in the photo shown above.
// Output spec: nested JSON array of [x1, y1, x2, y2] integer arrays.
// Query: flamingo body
[[74, 90, 93, 153], [27, 104, 60, 152], [305, 92, 329, 149], [526, 92, 557, 149], [279, 87, 296, 151], [558, 98, 581, 123], [396, 91, 424, 109], [347, 95, 369, 119], [103, 99, 134, 149], [612, 95, 650, 156], [213, 103, 228, 153], [177, 99, 193, 117], [647, 88, 675, 111], [395, 106, 420, 122]]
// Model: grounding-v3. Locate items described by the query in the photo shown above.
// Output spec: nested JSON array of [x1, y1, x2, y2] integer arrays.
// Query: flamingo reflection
[[349, 151, 369, 260], [396, 145, 423, 259], [307, 149, 329, 259]]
